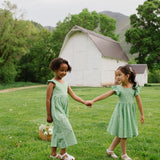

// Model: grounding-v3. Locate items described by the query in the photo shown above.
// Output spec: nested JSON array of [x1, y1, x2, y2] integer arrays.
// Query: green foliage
[[125, 0, 160, 70], [0, 2, 37, 66], [0, 86, 160, 159], [0, 1, 56, 83], [148, 70, 160, 83], [0, 1, 39, 83], [0, 60, 17, 83], [51, 9, 119, 55], [17, 29, 55, 83]]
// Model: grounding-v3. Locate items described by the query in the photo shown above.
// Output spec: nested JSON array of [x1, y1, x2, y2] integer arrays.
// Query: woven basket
[[39, 126, 52, 141]]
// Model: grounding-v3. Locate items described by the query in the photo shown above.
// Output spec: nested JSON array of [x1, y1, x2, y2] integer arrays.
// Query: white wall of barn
[[135, 69, 148, 86], [60, 32, 102, 86]]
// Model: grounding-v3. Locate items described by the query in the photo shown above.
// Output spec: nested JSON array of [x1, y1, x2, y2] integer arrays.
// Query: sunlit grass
[[0, 85, 160, 160]]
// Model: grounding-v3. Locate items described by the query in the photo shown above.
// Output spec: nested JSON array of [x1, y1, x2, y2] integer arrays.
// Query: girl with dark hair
[[46, 57, 90, 160], [87, 65, 144, 160]]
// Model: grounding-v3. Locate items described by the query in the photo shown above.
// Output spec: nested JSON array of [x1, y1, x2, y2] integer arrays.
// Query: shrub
[[0, 61, 17, 83], [148, 70, 160, 83]]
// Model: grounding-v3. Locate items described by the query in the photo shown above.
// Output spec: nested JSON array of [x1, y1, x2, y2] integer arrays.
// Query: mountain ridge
[[100, 11, 131, 58]]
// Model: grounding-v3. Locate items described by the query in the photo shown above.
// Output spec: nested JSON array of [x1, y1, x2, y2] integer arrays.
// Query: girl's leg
[[108, 136, 121, 151], [120, 138, 127, 155], [107, 136, 121, 157], [120, 138, 132, 159], [60, 148, 66, 155], [51, 147, 57, 156]]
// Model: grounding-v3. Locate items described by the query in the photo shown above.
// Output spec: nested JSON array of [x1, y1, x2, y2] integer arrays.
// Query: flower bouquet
[[39, 124, 53, 141]]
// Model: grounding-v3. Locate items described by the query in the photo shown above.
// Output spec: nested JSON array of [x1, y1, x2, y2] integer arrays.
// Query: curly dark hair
[[117, 65, 137, 89], [49, 57, 72, 72]]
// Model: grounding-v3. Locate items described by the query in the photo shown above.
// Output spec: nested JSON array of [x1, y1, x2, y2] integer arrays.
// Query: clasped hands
[[84, 100, 94, 108]]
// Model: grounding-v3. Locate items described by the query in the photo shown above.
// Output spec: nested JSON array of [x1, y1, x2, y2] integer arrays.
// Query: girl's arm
[[135, 94, 144, 124], [68, 86, 87, 105], [46, 82, 55, 123], [92, 90, 115, 103]]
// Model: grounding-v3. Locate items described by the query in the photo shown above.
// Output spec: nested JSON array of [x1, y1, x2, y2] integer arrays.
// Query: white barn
[[59, 25, 147, 87], [59, 25, 128, 87]]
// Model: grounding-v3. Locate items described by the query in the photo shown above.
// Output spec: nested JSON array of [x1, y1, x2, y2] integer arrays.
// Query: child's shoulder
[[134, 85, 142, 96], [47, 78, 56, 84], [111, 85, 121, 95]]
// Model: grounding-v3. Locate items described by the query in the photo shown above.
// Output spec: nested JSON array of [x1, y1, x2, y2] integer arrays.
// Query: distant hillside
[[100, 11, 132, 59], [44, 26, 55, 31]]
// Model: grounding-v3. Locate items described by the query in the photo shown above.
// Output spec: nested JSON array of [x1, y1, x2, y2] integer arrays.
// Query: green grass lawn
[[0, 82, 43, 90], [0, 85, 160, 160]]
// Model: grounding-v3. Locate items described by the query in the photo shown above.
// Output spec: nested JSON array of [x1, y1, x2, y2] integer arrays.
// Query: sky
[[0, 0, 145, 27]]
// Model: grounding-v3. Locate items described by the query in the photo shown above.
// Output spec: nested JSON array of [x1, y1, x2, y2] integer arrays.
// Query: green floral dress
[[107, 85, 142, 138], [48, 79, 77, 148]]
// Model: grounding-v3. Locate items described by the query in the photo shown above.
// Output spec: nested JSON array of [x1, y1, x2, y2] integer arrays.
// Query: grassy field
[[0, 85, 160, 160], [0, 82, 42, 90]]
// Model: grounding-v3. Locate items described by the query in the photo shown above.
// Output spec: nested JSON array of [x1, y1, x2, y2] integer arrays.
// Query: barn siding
[[136, 69, 148, 86], [60, 32, 102, 86]]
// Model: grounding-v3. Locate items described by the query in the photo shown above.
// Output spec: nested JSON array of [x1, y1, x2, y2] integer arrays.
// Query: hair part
[[49, 57, 72, 72], [117, 65, 137, 89]]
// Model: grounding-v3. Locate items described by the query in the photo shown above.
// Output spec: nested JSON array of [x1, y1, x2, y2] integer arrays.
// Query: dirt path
[[0, 85, 46, 93]]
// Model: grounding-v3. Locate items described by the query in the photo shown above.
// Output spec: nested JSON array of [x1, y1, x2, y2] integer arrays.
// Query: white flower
[[48, 128, 52, 132], [9, 109, 13, 111], [48, 128, 53, 135], [44, 131, 48, 135], [39, 124, 45, 130]]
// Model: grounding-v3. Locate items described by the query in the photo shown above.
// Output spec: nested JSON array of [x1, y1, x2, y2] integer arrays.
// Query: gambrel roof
[[60, 25, 129, 61]]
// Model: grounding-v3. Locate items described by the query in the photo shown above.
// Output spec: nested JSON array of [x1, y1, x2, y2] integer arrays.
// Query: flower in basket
[[39, 124, 53, 141]]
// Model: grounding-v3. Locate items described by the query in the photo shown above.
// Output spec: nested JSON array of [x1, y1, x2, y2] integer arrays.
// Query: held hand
[[84, 100, 94, 108], [47, 115, 53, 123], [140, 115, 145, 124]]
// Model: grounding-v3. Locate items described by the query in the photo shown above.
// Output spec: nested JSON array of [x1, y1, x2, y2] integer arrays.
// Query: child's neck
[[54, 76, 64, 83], [121, 81, 132, 88]]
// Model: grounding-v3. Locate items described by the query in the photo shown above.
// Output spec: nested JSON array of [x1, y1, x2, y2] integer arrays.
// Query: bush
[[0, 61, 17, 83], [148, 70, 160, 83]]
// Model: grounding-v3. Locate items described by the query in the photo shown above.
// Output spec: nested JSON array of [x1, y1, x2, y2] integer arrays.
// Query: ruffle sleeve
[[111, 85, 120, 96], [134, 85, 142, 96], [47, 79, 55, 84]]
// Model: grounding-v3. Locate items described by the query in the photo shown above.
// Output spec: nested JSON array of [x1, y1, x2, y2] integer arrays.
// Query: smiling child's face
[[55, 63, 68, 79]]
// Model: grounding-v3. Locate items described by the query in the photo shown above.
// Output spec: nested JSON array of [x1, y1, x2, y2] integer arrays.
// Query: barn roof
[[129, 64, 148, 74], [61, 25, 129, 61]]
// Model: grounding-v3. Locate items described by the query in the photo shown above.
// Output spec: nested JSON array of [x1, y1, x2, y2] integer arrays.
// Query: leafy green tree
[[125, 0, 160, 70], [17, 29, 55, 83], [51, 9, 119, 56], [0, 1, 37, 83], [0, 1, 37, 67]]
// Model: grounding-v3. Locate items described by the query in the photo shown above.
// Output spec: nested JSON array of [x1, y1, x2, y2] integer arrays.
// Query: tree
[[125, 0, 160, 70], [17, 29, 55, 83], [51, 9, 119, 56], [0, 1, 37, 67], [0, 1, 39, 83]]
